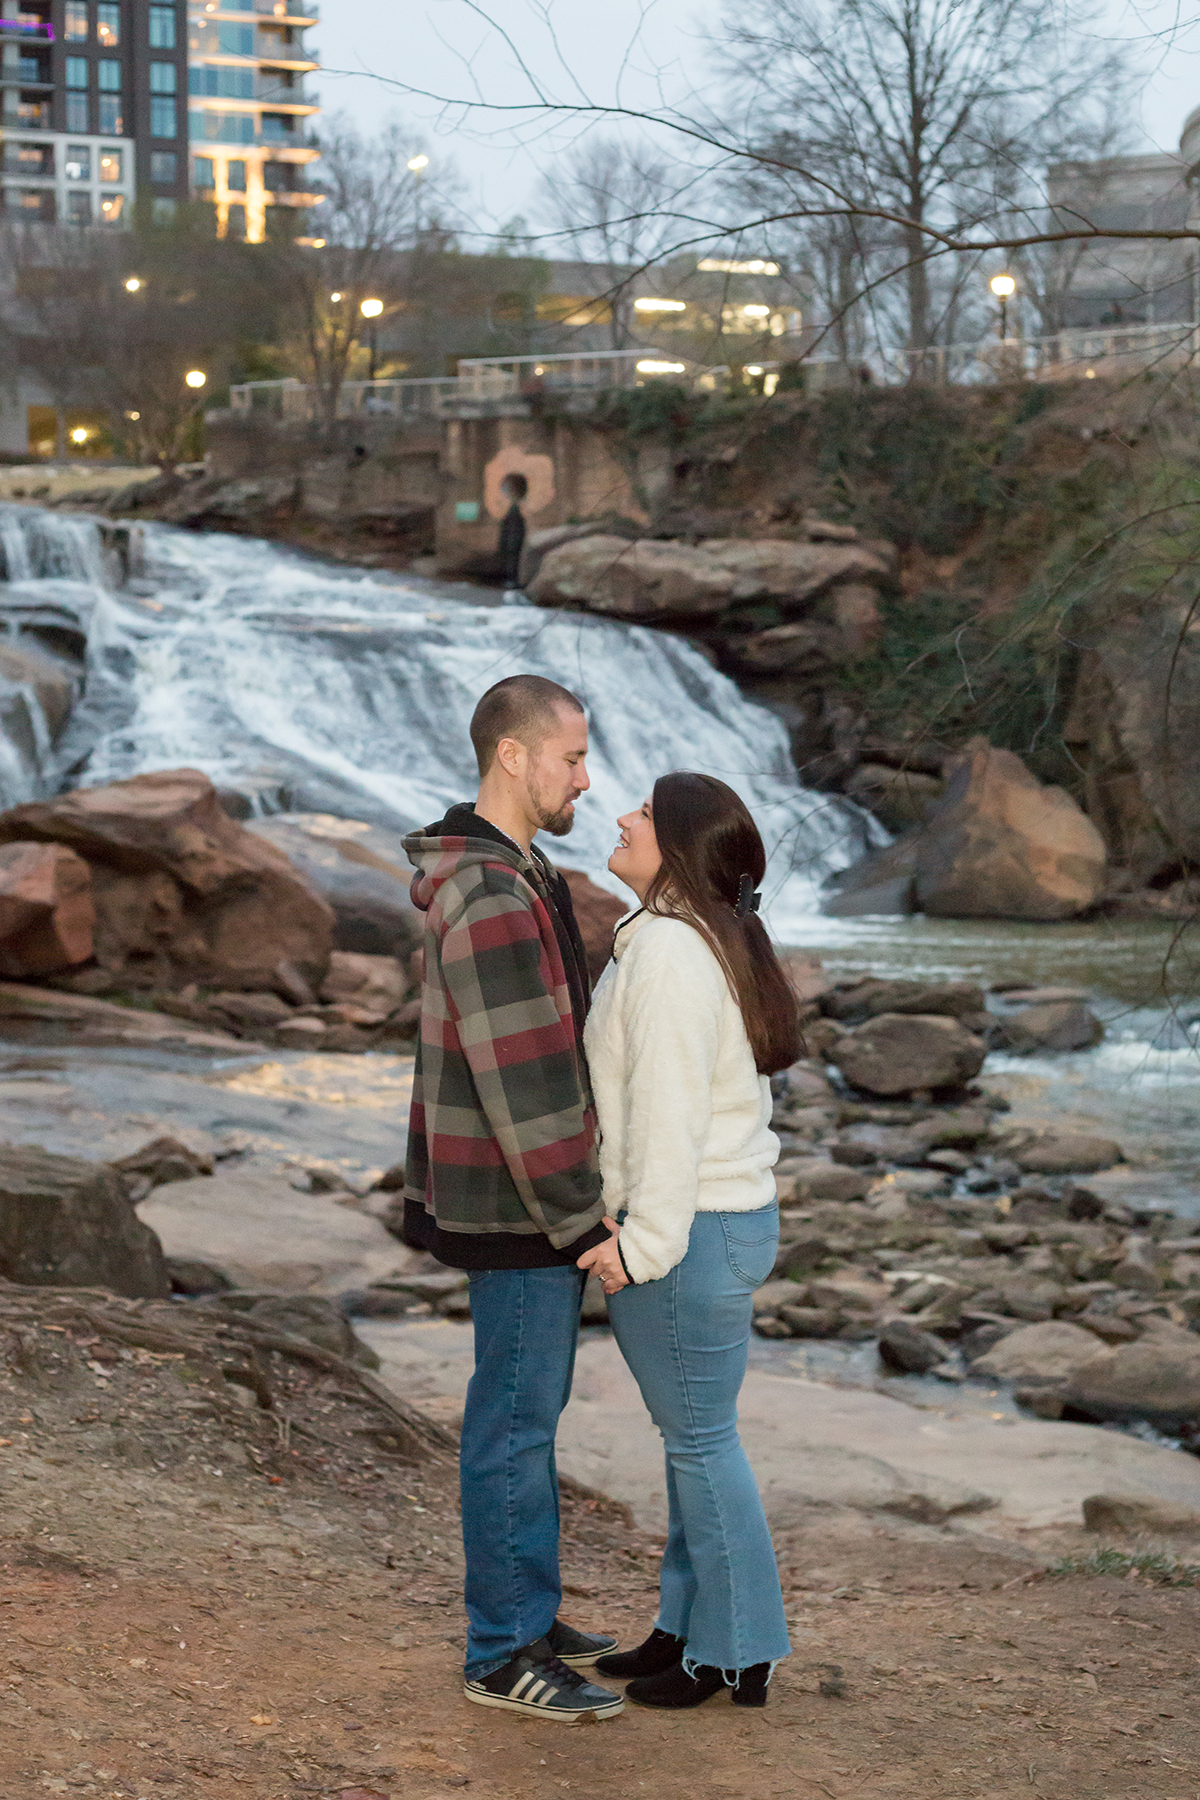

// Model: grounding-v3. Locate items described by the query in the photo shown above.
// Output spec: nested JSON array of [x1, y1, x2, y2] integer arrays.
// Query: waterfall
[[0, 503, 883, 937]]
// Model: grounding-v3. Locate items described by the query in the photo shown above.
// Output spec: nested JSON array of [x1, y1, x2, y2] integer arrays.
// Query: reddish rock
[[0, 769, 334, 992], [0, 841, 94, 976], [915, 739, 1106, 921], [557, 868, 628, 983]]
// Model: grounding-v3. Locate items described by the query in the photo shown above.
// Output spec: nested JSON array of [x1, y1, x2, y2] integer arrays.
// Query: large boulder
[[527, 534, 891, 621], [823, 977, 986, 1024], [0, 1142, 169, 1298], [242, 813, 422, 958], [1064, 599, 1200, 882], [972, 1321, 1106, 1384], [830, 1012, 987, 1097], [1003, 1130, 1124, 1174], [997, 999, 1105, 1054], [0, 842, 94, 976], [0, 641, 76, 744], [0, 770, 334, 992], [1063, 1321, 1200, 1430], [826, 738, 1107, 921]]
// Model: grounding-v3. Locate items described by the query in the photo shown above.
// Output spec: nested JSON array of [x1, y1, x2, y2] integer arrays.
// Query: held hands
[[576, 1217, 629, 1296]]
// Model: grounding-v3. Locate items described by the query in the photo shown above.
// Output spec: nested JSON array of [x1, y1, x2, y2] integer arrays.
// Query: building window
[[98, 95, 122, 131], [64, 2, 88, 40], [6, 188, 56, 221], [193, 110, 255, 144], [65, 55, 89, 87], [227, 158, 246, 191], [65, 144, 91, 180], [151, 196, 177, 224], [99, 193, 125, 224], [97, 58, 121, 90], [65, 93, 89, 131], [189, 66, 253, 98], [150, 149, 176, 183], [149, 60, 176, 92], [149, 4, 176, 48], [66, 190, 92, 225], [227, 201, 246, 238], [263, 160, 290, 191], [99, 145, 123, 182], [260, 114, 293, 143], [6, 141, 53, 175], [193, 154, 215, 189], [97, 3, 120, 47], [217, 21, 254, 54], [150, 96, 176, 137]]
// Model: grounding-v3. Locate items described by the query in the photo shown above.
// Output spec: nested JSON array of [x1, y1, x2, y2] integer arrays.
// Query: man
[[402, 674, 624, 1722]]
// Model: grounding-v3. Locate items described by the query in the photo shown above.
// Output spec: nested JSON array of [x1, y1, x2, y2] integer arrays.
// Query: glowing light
[[634, 297, 686, 313], [636, 359, 686, 375], [184, 370, 207, 388], [125, 410, 140, 420], [742, 304, 770, 319], [124, 276, 142, 292], [297, 237, 326, 248], [330, 290, 342, 302], [407, 154, 429, 171], [989, 273, 1016, 298], [746, 365, 764, 376], [69, 427, 90, 444], [1085, 367, 1096, 378], [698, 258, 780, 275], [359, 297, 384, 318]]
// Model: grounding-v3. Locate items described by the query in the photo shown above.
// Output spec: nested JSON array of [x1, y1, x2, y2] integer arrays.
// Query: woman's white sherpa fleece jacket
[[584, 908, 779, 1284]]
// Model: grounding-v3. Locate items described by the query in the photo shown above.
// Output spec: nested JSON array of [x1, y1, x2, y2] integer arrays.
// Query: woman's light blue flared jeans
[[607, 1203, 791, 1675]]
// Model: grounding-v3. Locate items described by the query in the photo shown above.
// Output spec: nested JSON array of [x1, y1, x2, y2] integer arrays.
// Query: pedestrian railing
[[228, 349, 673, 421]]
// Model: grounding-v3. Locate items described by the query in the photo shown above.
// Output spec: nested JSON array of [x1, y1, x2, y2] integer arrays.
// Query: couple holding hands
[[400, 674, 798, 1722]]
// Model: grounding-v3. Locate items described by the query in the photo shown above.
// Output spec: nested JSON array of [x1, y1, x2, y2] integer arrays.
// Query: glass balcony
[[13, 96, 51, 128]]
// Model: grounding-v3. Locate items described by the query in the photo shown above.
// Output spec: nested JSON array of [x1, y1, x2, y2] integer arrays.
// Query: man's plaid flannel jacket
[[401, 808, 606, 1263]]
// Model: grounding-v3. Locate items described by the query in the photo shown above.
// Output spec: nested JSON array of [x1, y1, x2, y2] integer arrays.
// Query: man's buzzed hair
[[470, 674, 585, 776]]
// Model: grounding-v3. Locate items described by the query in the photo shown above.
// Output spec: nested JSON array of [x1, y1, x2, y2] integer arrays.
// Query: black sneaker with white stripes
[[464, 1636, 624, 1721], [545, 1617, 619, 1667]]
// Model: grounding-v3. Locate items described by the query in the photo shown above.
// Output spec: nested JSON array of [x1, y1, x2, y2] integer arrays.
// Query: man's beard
[[529, 775, 576, 837]]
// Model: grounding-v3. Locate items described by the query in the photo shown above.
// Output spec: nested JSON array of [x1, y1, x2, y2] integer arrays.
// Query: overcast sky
[[310, 0, 1200, 239]]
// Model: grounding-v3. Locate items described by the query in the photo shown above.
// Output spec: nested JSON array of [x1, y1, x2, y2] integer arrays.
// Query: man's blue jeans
[[607, 1205, 791, 1675], [460, 1264, 585, 1679]]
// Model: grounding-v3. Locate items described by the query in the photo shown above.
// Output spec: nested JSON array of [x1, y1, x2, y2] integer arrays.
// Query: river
[[1, 502, 1198, 1193]]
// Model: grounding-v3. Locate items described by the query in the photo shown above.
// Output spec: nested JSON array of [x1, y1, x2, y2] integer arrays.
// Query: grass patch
[[1048, 1548, 1200, 1586]]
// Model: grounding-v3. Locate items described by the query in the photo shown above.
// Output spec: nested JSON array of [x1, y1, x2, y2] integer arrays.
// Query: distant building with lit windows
[[0, 0, 190, 223], [186, 0, 320, 241]]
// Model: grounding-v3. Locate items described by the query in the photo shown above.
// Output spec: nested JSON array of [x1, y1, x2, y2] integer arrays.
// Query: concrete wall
[[434, 413, 662, 576], [206, 408, 664, 577]]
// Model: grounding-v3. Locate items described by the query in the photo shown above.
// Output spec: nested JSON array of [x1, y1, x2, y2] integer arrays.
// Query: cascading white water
[[0, 503, 883, 936]]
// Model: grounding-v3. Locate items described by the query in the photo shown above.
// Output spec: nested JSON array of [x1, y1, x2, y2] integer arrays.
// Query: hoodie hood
[[403, 802, 541, 913]]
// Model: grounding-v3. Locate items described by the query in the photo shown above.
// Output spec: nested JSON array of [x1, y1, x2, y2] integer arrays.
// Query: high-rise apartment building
[[0, 0, 189, 223], [186, 0, 319, 241]]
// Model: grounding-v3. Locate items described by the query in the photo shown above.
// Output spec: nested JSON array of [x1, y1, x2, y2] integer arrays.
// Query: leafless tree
[[716, 0, 1136, 360], [0, 219, 263, 466], [268, 116, 464, 424], [537, 135, 688, 345]]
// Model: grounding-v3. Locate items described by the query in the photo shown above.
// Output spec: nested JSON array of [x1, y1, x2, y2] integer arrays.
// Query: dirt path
[[1, 1301, 1198, 1800]]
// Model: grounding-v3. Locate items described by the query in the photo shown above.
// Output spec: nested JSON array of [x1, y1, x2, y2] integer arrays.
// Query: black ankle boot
[[595, 1627, 685, 1680], [731, 1661, 771, 1707], [625, 1661, 727, 1709]]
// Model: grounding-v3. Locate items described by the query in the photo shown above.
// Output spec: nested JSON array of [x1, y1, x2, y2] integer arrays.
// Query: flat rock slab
[[360, 1322, 1200, 1533], [0, 981, 241, 1052], [139, 1168, 412, 1295]]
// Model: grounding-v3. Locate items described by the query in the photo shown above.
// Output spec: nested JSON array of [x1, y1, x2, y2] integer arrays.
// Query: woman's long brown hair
[[643, 771, 802, 1076]]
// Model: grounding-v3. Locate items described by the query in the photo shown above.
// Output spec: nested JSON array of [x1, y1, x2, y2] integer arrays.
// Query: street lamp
[[989, 272, 1016, 341], [407, 154, 429, 172], [124, 276, 142, 293], [184, 370, 207, 389], [360, 297, 384, 380]]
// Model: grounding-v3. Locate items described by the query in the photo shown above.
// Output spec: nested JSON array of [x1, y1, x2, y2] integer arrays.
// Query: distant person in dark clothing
[[498, 471, 528, 603]]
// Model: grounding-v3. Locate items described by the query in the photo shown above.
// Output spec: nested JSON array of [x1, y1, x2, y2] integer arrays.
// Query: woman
[[577, 771, 800, 1710]]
